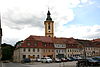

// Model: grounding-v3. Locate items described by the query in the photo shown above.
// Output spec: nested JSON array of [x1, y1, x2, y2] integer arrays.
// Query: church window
[[48, 23, 50, 30]]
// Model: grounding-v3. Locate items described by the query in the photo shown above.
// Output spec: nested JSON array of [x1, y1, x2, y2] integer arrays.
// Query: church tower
[[44, 10, 54, 37]]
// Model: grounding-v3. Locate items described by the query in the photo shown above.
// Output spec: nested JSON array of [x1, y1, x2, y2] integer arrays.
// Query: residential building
[[77, 39, 100, 58], [54, 38, 67, 58]]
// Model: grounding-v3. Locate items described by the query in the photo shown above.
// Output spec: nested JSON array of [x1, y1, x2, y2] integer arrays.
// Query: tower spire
[[46, 9, 52, 21], [44, 9, 54, 37]]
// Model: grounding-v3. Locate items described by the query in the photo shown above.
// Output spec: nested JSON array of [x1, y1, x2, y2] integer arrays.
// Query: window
[[56, 50, 58, 53], [49, 50, 50, 52], [48, 23, 50, 30], [33, 48, 35, 52], [37, 48, 39, 52], [58, 45, 59, 47], [70, 49, 71, 52], [33, 55, 35, 59], [62, 50, 63, 52], [37, 55, 39, 58], [68, 49, 69, 52], [28, 55, 30, 58], [28, 48, 30, 52], [23, 55, 26, 59], [23, 48, 25, 52], [43, 49, 45, 52]]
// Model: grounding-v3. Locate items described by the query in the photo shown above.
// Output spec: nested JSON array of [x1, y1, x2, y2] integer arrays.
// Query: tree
[[1, 43, 14, 61]]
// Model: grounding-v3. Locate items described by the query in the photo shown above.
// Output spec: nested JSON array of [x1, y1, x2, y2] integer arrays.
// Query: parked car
[[2, 60, 10, 63], [61, 58, 67, 62], [36, 58, 41, 62], [54, 58, 61, 63], [76, 58, 100, 67], [92, 56, 100, 62], [67, 57, 73, 61], [72, 57, 82, 61], [67, 57, 75, 61], [22, 58, 31, 63], [41, 57, 53, 63], [87, 58, 100, 66]]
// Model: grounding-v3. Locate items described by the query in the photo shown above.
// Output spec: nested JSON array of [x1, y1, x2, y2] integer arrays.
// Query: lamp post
[[0, 17, 2, 61], [78, 41, 87, 67]]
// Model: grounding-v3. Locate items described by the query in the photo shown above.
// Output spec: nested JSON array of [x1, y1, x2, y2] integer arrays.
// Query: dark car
[[87, 58, 100, 66], [22, 58, 31, 63], [2, 60, 10, 63], [92, 56, 100, 62], [76, 58, 100, 67], [67, 57, 75, 61]]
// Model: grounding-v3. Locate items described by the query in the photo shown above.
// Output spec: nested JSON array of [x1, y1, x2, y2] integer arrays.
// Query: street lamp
[[78, 41, 87, 67]]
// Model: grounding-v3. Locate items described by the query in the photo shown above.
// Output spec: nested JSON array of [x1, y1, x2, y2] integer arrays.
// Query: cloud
[[1, 0, 99, 45], [2, 8, 44, 30], [55, 25, 100, 40], [2, 25, 44, 45]]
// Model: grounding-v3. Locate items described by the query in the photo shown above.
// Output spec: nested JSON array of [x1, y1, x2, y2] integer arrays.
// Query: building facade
[[13, 35, 82, 62]]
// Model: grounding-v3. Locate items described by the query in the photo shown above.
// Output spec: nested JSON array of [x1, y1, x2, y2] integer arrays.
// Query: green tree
[[1, 43, 14, 61]]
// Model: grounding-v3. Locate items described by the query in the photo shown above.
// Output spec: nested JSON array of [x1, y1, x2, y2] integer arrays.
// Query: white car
[[41, 57, 53, 63]]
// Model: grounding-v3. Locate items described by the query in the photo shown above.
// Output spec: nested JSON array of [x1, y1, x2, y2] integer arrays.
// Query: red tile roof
[[92, 38, 100, 42], [31, 35, 53, 43], [29, 35, 78, 44], [16, 35, 100, 48]]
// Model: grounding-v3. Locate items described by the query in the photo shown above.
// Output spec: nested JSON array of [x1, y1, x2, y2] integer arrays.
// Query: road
[[0, 62, 29, 67], [0, 61, 100, 67], [0, 61, 77, 67]]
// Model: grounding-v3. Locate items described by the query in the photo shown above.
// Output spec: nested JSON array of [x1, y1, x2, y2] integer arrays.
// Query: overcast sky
[[1, 0, 100, 45]]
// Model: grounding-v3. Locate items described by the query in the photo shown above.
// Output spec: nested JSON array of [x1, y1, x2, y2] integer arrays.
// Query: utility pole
[[78, 41, 87, 67], [0, 16, 2, 61]]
